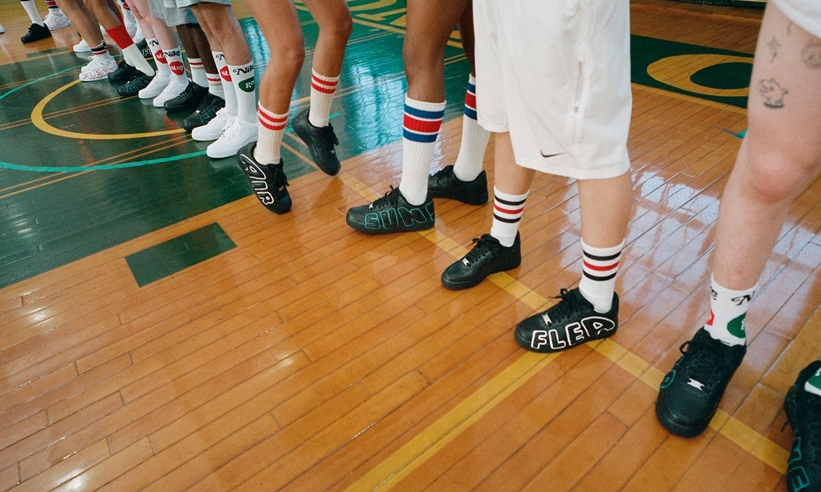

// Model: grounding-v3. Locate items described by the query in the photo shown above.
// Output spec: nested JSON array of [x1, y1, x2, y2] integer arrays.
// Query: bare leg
[[713, 4, 821, 291]]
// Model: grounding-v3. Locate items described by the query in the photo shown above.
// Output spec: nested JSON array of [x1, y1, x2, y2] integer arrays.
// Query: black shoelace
[[463, 235, 502, 265]]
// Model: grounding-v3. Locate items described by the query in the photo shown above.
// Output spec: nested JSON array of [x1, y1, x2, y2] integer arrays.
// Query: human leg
[[657, 1, 821, 440], [290, 0, 351, 175]]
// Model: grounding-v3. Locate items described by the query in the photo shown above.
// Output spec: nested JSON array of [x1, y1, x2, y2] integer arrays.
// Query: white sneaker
[[192, 108, 233, 142], [73, 38, 90, 52], [79, 56, 117, 81], [152, 79, 188, 108], [0, 23, 5, 34], [138, 73, 169, 99], [206, 117, 258, 159], [44, 10, 71, 30]]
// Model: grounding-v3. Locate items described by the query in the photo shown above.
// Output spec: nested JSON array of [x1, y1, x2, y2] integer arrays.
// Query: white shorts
[[474, 0, 632, 180], [772, 0, 821, 39]]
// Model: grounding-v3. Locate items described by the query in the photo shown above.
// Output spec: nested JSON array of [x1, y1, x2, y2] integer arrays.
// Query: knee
[[741, 149, 820, 204], [277, 44, 305, 72], [402, 35, 444, 76], [323, 15, 351, 44]]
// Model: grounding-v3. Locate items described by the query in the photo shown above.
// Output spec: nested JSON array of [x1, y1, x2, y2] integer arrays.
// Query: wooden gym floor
[[2, 0, 818, 490]]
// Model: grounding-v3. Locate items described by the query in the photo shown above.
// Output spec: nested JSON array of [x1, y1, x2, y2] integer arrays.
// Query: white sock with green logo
[[704, 275, 755, 347], [805, 365, 821, 397], [227, 61, 256, 123]]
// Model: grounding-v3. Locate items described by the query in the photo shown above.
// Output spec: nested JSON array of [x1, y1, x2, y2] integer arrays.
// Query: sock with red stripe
[[398, 96, 445, 205], [45, 0, 59, 11], [308, 69, 339, 128], [490, 187, 528, 247], [188, 57, 207, 87], [453, 74, 489, 182], [254, 103, 287, 165], [207, 72, 223, 97], [213, 52, 237, 116], [579, 239, 624, 313], [228, 61, 256, 123], [704, 275, 754, 347]]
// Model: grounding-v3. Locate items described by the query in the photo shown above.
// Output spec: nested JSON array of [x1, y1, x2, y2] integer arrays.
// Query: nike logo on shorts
[[541, 151, 563, 159]]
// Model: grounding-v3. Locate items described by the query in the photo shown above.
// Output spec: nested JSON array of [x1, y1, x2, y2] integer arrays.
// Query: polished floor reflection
[[2, 1, 812, 491]]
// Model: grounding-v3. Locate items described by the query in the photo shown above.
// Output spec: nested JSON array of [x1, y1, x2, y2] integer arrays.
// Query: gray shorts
[[148, 0, 197, 26]]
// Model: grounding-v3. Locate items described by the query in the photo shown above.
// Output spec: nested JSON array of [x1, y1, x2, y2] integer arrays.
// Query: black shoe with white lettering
[[236, 143, 291, 214], [784, 360, 821, 492], [346, 186, 434, 234], [655, 328, 746, 438], [515, 288, 618, 353], [428, 165, 488, 205], [441, 233, 520, 290]]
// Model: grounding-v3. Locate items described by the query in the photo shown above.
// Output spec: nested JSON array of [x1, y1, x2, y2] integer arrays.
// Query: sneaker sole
[[654, 393, 712, 438]]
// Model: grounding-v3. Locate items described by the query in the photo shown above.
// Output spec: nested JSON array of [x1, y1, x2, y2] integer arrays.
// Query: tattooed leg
[[711, 1, 821, 291]]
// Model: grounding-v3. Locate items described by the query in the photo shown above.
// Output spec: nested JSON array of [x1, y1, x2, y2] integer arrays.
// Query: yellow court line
[[337, 172, 786, 491], [30, 80, 185, 140]]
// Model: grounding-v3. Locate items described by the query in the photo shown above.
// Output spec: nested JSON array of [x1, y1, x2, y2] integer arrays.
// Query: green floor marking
[[125, 223, 236, 287]]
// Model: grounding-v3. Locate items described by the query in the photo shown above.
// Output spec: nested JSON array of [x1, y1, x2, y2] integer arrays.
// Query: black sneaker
[[515, 287, 618, 353], [428, 165, 489, 205], [784, 361, 821, 492], [346, 187, 434, 234], [21, 23, 51, 43], [117, 74, 153, 97], [441, 233, 521, 290], [291, 109, 341, 176], [136, 38, 152, 59], [655, 328, 746, 438], [236, 142, 291, 214], [107, 60, 138, 84], [164, 81, 208, 113], [182, 93, 225, 132]]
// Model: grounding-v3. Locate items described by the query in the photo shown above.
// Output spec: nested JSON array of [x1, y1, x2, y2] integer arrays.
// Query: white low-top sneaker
[[73, 38, 90, 52], [192, 108, 233, 142], [206, 117, 258, 159], [138, 73, 170, 99], [79, 56, 118, 82], [152, 79, 188, 108], [44, 10, 71, 30]]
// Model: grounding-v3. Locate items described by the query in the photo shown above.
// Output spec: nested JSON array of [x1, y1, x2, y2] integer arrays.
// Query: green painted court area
[[0, 3, 754, 289], [124, 223, 236, 287]]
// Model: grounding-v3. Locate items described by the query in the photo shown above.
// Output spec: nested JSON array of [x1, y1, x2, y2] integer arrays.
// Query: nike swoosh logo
[[540, 152, 564, 159]]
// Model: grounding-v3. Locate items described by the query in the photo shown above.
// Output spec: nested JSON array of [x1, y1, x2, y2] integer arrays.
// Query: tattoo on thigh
[[767, 37, 781, 62], [802, 39, 821, 69], [758, 78, 788, 108]]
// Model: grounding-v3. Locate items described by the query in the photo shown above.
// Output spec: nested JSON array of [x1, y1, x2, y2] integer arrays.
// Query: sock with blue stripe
[[398, 96, 445, 205], [453, 74, 489, 182]]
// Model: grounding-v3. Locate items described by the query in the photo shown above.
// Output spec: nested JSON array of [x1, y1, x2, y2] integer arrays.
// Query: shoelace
[[371, 186, 400, 209], [463, 235, 501, 265], [541, 289, 585, 325], [429, 167, 450, 185], [678, 335, 733, 393], [319, 124, 339, 148], [221, 119, 244, 140]]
